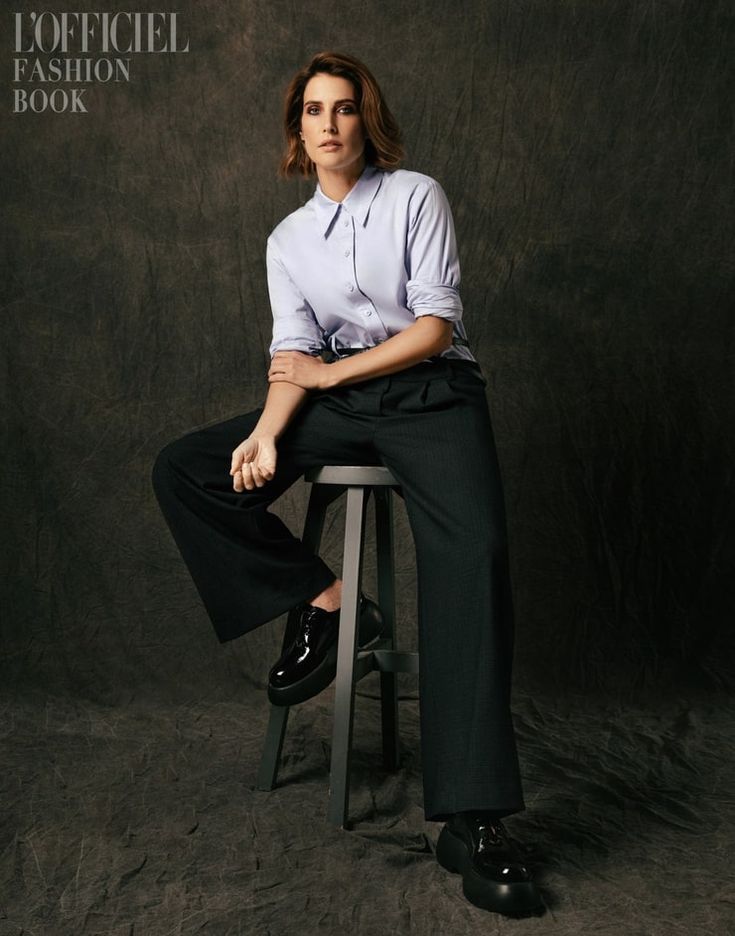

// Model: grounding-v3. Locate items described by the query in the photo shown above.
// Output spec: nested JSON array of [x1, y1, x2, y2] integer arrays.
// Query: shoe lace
[[476, 821, 506, 853], [294, 607, 324, 650], [475, 821, 529, 879]]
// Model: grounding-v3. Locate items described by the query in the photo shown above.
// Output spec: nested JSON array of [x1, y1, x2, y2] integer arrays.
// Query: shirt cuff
[[407, 283, 464, 322], [269, 337, 324, 357]]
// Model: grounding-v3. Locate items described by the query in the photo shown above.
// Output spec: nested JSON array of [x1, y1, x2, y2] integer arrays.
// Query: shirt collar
[[312, 163, 384, 237]]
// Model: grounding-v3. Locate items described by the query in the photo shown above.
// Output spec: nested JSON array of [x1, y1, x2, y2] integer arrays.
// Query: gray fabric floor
[[2, 682, 733, 935]]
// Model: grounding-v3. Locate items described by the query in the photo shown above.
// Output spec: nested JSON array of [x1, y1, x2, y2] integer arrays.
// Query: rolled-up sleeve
[[405, 180, 464, 322], [266, 237, 326, 357]]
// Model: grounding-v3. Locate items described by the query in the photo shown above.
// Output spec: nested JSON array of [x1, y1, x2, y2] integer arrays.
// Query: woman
[[152, 51, 544, 918]]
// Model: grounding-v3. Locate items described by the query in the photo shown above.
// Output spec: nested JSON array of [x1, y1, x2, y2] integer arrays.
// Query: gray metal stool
[[256, 465, 419, 828]]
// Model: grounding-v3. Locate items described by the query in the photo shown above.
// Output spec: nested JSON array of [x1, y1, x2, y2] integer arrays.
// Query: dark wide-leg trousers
[[152, 357, 525, 821]]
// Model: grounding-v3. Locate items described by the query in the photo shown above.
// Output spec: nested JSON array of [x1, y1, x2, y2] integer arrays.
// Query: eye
[[338, 105, 356, 114], [305, 105, 320, 115]]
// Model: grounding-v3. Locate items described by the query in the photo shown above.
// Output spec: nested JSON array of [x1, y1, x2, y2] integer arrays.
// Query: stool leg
[[256, 704, 290, 790], [258, 481, 344, 792], [374, 487, 400, 771], [327, 485, 368, 828], [302, 483, 345, 552]]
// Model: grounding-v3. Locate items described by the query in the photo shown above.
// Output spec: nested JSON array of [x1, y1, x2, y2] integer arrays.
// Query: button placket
[[343, 211, 357, 296]]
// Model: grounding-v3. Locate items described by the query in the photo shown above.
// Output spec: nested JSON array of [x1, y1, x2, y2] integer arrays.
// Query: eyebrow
[[303, 98, 356, 106]]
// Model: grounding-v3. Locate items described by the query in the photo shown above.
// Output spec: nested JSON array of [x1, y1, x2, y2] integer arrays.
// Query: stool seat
[[304, 465, 399, 487], [256, 464, 418, 828]]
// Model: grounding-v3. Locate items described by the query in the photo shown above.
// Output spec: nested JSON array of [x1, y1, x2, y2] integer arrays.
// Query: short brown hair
[[278, 51, 405, 178]]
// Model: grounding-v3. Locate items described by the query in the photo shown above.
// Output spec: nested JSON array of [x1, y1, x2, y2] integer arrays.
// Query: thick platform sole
[[267, 640, 339, 706], [436, 825, 544, 918], [267, 602, 384, 707]]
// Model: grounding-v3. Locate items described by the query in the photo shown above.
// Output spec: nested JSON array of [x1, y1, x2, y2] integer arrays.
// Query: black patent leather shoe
[[436, 813, 544, 917], [267, 594, 384, 706]]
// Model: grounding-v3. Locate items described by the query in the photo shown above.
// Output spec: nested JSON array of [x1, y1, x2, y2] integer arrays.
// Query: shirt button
[[347, 284, 354, 292], [364, 309, 373, 317], [343, 220, 349, 227], [344, 249, 350, 257]]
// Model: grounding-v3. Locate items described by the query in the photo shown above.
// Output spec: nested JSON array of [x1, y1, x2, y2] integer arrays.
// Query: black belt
[[329, 346, 386, 362], [335, 347, 371, 357], [332, 334, 469, 359], [332, 347, 444, 364]]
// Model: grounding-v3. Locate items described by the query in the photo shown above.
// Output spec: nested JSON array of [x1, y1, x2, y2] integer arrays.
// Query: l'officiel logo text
[[12, 11, 190, 113]]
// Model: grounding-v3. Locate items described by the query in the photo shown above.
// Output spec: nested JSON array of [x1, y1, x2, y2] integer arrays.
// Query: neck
[[316, 158, 367, 202]]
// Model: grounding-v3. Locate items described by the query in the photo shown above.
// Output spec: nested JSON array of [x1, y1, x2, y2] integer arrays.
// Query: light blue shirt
[[266, 163, 476, 363]]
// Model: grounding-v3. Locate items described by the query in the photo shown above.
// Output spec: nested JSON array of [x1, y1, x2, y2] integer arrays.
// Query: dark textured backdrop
[[2, 0, 734, 699], [2, 2, 734, 933]]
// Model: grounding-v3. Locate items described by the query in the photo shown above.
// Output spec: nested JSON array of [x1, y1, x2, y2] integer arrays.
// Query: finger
[[240, 461, 257, 491], [249, 461, 266, 488], [259, 443, 277, 480], [258, 453, 276, 480], [232, 468, 244, 492], [231, 448, 244, 474]]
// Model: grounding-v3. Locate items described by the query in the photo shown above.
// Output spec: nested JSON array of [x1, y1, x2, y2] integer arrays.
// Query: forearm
[[251, 380, 309, 440], [266, 317, 455, 393], [323, 315, 454, 388]]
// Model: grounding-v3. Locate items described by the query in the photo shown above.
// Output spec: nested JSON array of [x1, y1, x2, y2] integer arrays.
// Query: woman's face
[[299, 72, 367, 177]]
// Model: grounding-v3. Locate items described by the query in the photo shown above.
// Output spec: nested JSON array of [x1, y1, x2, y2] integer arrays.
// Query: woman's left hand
[[268, 351, 332, 390]]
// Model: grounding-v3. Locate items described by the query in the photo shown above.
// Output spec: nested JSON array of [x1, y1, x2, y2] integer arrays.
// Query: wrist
[[321, 361, 345, 389], [249, 426, 278, 443]]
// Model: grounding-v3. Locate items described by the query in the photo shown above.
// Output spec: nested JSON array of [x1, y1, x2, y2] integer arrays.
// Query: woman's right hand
[[230, 434, 277, 492]]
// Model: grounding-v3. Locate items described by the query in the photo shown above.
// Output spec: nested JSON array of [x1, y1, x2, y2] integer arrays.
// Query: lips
[[320, 141, 342, 148]]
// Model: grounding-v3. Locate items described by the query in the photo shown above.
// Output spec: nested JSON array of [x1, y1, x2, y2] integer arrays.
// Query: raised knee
[[151, 436, 190, 494]]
